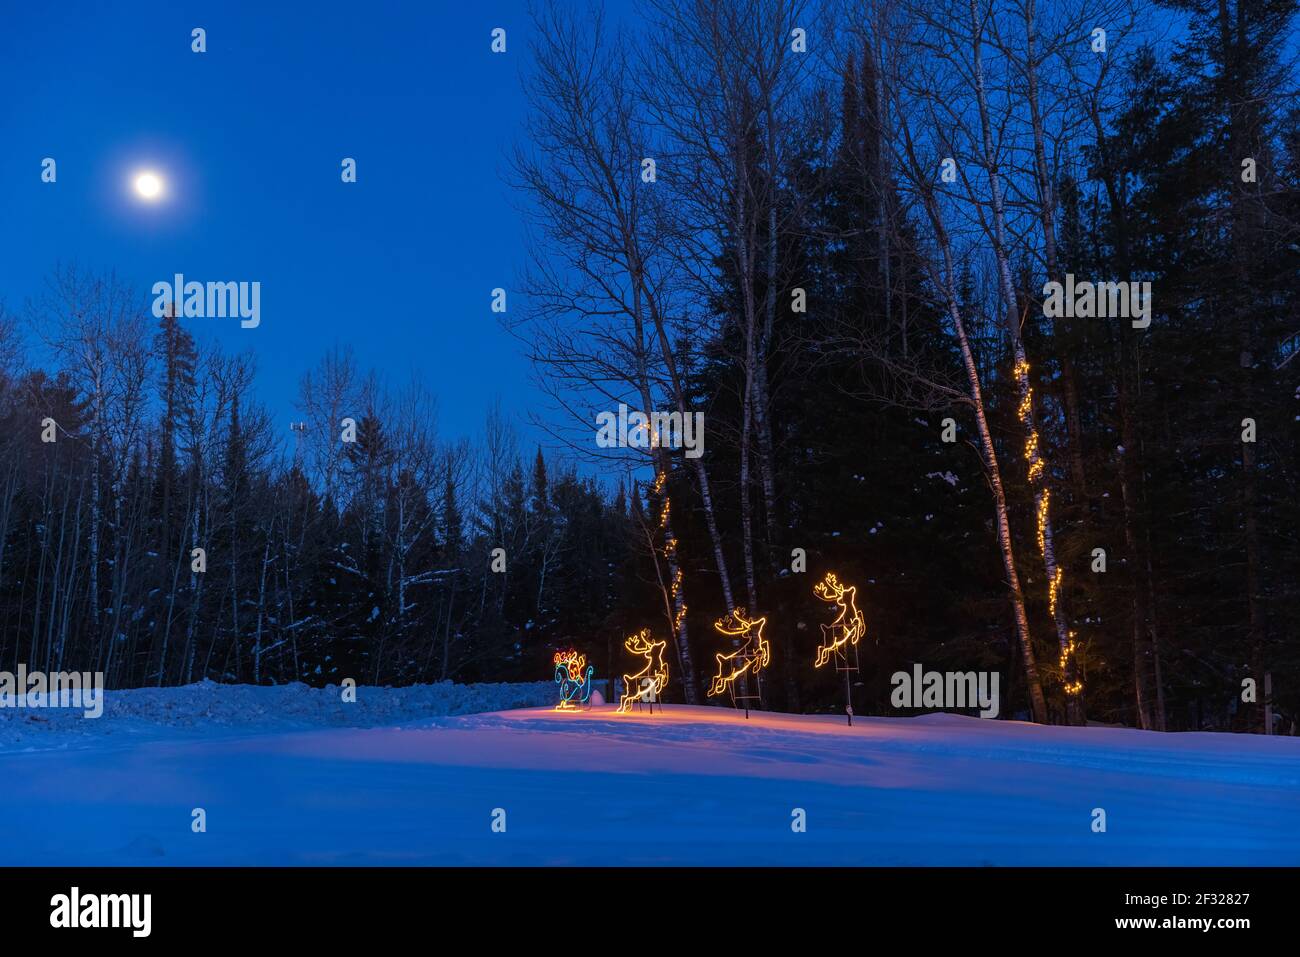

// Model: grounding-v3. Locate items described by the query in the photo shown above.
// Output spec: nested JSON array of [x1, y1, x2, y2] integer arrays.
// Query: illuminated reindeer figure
[[615, 629, 669, 714], [708, 608, 771, 699], [553, 650, 594, 712], [812, 572, 866, 668]]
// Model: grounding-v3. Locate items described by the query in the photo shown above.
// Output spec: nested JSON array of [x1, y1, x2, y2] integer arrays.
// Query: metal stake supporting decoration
[[833, 640, 860, 726]]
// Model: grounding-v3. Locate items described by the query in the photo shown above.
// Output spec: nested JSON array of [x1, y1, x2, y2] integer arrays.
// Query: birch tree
[[511, 4, 704, 699], [864, 4, 1051, 720]]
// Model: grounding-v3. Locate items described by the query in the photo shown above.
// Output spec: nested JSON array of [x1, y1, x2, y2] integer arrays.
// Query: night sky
[[0, 0, 611, 451]]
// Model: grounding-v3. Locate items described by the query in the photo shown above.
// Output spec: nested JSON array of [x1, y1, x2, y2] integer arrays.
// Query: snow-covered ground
[[3, 686, 1297, 865]]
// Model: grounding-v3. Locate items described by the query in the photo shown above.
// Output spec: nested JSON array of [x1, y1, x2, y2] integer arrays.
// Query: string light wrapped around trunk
[[1059, 633, 1083, 696], [1015, 357, 1082, 699], [653, 469, 687, 635]]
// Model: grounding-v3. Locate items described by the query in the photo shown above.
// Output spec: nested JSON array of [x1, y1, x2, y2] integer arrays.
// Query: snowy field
[[2, 683, 1297, 866]]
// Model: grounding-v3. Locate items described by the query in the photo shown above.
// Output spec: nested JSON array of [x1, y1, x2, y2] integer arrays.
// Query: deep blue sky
[[0, 0, 607, 454]]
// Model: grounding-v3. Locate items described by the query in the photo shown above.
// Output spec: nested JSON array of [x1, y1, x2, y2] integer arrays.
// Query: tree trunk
[[970, 0, 1081, 721]]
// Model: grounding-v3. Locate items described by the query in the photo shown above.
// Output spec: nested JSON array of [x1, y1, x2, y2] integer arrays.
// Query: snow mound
[[0, 679, 553, 753]]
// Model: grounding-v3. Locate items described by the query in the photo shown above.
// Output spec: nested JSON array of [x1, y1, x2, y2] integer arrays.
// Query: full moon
[[133, 171, 164, 201]]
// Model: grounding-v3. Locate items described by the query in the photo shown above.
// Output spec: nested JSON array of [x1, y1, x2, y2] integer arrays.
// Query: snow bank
[[0, 679, 553, 753]]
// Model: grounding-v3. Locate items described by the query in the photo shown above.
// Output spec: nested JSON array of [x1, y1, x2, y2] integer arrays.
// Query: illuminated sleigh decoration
[[553, 650, 594, 712], [708, 608, 771, 714], [616, 629, 669, 714]]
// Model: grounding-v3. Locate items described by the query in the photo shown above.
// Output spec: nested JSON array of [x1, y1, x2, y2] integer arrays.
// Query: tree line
[[510, 0, 1298, 730], [0, 268, 641, 690]]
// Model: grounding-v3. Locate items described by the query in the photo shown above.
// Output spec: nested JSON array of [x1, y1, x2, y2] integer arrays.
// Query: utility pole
[[290, 421, 307, 469]]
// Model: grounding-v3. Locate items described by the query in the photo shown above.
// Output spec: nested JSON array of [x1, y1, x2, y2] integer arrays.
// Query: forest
[[0, 0, 1295, 732]]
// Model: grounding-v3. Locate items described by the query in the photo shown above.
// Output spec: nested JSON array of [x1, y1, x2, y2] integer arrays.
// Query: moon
[[133, 171, 164, 201]]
